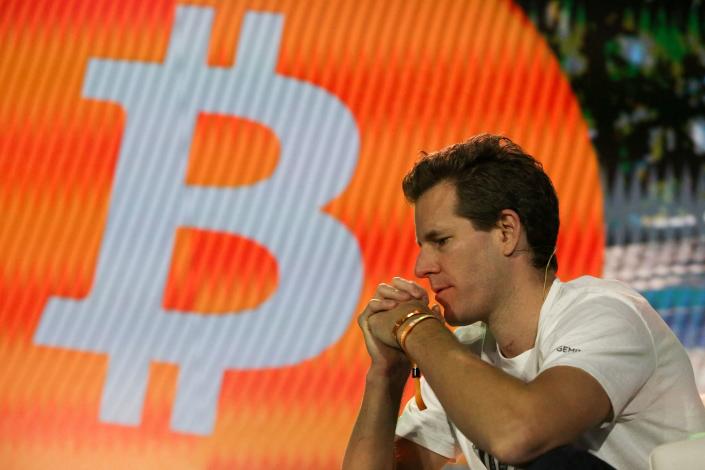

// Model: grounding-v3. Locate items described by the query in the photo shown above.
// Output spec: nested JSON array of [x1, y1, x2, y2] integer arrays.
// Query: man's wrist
[[366, 364, 411, 387], [396, 313, 442, 352], [402, 316, 449, 360]]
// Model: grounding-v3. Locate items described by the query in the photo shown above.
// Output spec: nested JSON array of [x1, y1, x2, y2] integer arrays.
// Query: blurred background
[[0, 0, 703, 468], [519, 0, 705, 396]]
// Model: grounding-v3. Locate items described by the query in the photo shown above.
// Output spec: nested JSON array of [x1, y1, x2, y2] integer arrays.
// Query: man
[[342, 134, 705, 469]]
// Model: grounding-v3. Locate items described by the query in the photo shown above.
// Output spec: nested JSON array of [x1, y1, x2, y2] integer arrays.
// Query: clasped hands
[[359, 276, 443, 350]]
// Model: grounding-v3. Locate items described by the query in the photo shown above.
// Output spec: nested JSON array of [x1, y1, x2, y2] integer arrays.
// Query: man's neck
[[487, 272, 555, 358]]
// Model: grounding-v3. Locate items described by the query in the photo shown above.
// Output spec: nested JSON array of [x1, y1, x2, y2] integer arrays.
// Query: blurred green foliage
[[517, 0, 705, 188]]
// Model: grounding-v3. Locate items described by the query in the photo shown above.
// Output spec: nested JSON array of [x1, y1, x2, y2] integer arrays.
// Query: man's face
[[413, 182, 503, 326]]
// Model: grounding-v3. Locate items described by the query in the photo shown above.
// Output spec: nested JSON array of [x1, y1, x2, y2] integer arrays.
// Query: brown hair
[[402, 134, 559, 271]]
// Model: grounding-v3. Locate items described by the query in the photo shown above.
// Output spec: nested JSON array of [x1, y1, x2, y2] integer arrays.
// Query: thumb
[[431, 304, 443, 319]]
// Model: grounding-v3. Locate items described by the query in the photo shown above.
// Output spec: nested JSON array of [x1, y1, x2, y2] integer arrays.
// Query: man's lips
[[433, 287, 451, 310], [432, 286, 451, 295]]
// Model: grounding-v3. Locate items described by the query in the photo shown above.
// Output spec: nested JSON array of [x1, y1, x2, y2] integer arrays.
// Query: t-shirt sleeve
[[539, 295, 657, 422], [395, 376, 459, 459]]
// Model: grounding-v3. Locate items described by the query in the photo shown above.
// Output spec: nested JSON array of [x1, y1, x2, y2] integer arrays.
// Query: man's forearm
[[404, 321, 538, 461], [342, 371, 408, 470], [403, 320, 609, 464]]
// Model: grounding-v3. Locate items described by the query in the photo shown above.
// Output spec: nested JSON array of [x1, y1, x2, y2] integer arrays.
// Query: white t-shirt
[[396, 276, 705, 469]]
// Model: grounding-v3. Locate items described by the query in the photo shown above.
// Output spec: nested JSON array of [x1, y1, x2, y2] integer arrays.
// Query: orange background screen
[[0, 1, 602, 468]]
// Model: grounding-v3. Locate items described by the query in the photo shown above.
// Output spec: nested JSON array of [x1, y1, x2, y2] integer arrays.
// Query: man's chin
[[440, 306, 476, 327], [445, 317, 465, 327], [441, 308, 463, 327]]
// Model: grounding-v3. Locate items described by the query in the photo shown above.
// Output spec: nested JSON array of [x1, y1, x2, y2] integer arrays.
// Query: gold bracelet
[[397, 314, 441, 353], [394, 312, 429, 348], [392, 310, 424, 340]]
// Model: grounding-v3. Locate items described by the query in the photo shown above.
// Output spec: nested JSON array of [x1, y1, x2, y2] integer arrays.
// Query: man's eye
[[436, 237, 450, 247]]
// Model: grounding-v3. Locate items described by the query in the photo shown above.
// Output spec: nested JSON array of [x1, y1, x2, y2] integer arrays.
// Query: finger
[[391, 277, 428, 302], [375, 283, 414, 302], [360, 306, 384, 339], [391, 277, 427, 300], [358, 299, 396, 330], [367, 298, 397, 313], [431, 304, 443, 318]]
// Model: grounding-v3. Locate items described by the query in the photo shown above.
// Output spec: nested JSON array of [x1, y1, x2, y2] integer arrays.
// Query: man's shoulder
[[559, 275, 637, 296], [539, 275, 658, 338], [551, 276, 646, 313]]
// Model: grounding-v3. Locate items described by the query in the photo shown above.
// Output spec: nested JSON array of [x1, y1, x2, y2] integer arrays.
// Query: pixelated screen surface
[[0, 1, 701, 468]]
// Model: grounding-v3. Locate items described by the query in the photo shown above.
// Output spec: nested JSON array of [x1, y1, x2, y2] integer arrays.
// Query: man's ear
[[496, 209, 522, 256]]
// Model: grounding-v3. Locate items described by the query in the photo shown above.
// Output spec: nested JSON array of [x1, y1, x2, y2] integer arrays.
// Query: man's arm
[[403, 319, 611, 465], [342, 370, 449, 470], [395, 437, 450, 470], [343, 281, 450, 470], [342, 369, 407, 470]]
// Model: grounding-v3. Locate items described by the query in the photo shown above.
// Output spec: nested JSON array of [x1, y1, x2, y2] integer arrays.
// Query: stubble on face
[[413, 182, 502, 327]]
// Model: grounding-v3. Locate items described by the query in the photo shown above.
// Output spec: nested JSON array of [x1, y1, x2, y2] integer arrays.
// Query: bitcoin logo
[[33, 6, 362, 435]]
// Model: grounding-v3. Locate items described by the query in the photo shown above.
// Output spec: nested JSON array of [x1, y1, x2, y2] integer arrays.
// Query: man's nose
[[414, 248, 438, 278]]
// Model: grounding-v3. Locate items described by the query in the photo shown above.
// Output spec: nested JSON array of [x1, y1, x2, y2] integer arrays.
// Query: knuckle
[[366, 298, 384, 313], [358, 312, 374, 329], [392, 277, 408, 287], [375, 284, 390, 295]]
